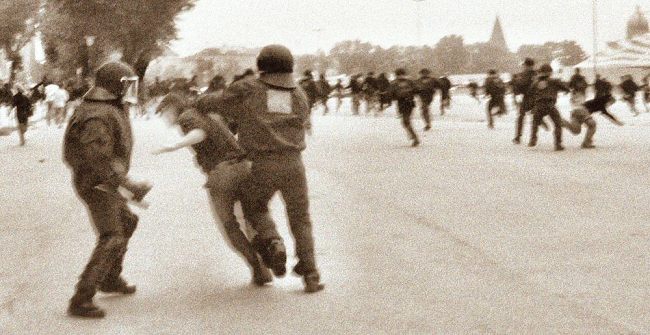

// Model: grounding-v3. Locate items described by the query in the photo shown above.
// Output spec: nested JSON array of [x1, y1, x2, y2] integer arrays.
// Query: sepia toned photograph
[[1, 0, 649, 333]]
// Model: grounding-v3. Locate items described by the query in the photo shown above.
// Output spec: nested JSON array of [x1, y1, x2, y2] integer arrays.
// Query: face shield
[[121, 76, 139, 105]]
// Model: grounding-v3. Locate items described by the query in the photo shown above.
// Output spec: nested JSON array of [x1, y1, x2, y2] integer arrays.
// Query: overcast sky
[[170, 0, 649, 57]]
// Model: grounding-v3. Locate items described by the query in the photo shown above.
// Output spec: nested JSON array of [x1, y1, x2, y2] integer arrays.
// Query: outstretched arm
[[152, 128, 206, 154], [600, 110, 624, 125]]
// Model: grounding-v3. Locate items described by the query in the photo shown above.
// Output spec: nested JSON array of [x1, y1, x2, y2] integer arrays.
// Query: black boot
[[252, 237, 287, 277], [99, 277, 136, 294], [303, 272, 325, 293], [68, 290, 105, 318]]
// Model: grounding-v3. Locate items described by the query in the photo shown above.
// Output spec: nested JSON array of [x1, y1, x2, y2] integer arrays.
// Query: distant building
[[626, 5, 649, 40], [487, 16, 509, 52]]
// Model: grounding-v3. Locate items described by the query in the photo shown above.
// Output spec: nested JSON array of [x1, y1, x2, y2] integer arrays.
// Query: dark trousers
[[487, 97, 506, 128], [420, 97, 433, 127], [246, 153, 318, 275], [398, 102, 418, 141], [530, 104, 563, 146], [206, 184, 270, 276], [73, 188, 137, 301]]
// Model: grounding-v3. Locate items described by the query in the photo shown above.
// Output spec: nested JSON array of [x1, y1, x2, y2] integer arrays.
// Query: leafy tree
[[432, 35, 470, 74], [41, 0, 195, 80], [516, 41, 587, 67], [466, 43, 518, 74], [0, 0, 41, 83]]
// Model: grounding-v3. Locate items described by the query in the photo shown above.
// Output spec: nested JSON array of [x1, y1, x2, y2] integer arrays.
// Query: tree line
[[295, 36, 587, 76], [0, 0, 196, 84]]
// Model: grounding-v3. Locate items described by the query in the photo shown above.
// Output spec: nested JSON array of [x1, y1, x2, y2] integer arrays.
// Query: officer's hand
[[130, 181, 152, 202]]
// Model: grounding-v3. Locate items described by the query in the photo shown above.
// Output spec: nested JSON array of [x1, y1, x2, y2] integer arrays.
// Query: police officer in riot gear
[[63, 61, 151, 318]]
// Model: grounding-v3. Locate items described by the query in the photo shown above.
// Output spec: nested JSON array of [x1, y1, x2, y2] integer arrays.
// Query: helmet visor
[[121, 76, 139, 104]]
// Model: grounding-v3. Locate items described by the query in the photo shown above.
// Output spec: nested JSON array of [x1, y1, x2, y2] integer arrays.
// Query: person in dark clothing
[[12, 86, 32, 146], [416, 68, 436, 131], [347, 74, 363, 115], [468, 81, 480, 103], [437, 75, 452, 115], [299, 70, 320, 111], [568, 68, 588, 100], [594, 75, 613, 98], [376, 73, 391, 113], [206, 74, 226, 94], [562, 94, 623, 149], [363, 72, 378, 114], [528, 64, 570, 151], [332, 79, 343, 113], [641, 74, 650, 113], [318, 74, 332, 115], [153, 93, 275, 286], [195, 44, 324, 293], [512, 58, 548, 144], [63, 62, 152, 318], [389, 68, 419, 147], [484, 70, 507, 129], [620, 74, 640, 116]]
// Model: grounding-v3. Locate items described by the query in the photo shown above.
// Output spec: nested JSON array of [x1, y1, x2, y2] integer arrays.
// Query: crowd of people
[[3, 41, 650, 320], [0, 77, 89, 145]]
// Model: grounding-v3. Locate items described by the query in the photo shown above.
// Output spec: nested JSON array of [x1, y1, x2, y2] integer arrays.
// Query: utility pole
[[413, 0, 426, 45], [592, 0, 598, 75]]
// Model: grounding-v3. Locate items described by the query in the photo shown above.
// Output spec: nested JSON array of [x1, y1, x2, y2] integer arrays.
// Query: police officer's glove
[[127, 181, 152, 202]]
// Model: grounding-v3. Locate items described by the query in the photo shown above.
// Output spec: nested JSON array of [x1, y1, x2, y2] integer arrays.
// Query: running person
[[153, 93, 276, 285], [63, 62, 151, 318], [528, 64, 570, 151], [562, 94, 623, 149], [196, 44, 324, 293], [416, 68, 436, 131], [389, 68, 420, 147]]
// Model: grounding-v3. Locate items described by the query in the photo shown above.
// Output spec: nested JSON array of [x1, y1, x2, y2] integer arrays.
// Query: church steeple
[[488, 16, 508, 51], [626, 5, 649, 40]]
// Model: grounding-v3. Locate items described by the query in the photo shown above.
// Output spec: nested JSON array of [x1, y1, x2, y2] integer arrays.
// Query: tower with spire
[[488, 16, 509, 51], [626, 5, 649, 40]]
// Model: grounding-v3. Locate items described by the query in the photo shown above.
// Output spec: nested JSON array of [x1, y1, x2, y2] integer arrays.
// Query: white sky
[[170, 0, 649, 56]]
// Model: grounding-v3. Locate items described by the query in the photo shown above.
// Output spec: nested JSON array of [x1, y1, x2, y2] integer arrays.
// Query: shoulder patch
[[266, 89, 293, 115]]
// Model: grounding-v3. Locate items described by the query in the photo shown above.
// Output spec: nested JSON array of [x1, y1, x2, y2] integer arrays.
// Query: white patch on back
[[267, 90, 292, 115]]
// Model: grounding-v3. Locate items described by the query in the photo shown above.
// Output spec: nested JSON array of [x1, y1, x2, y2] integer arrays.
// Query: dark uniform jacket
[[389, 77, 416, 109], [416, 76, 437, 102], [484, 76, 506, 99], [568, 74, 588, 94], [63, 87, 133, 192], [514, 69, 537, 111], [196, 76, 311, 157], [531, 76, 569, 107]]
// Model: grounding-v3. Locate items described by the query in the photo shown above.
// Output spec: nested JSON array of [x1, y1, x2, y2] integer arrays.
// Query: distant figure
[[528, 64, 570, 151], [332, 78, 343, 113], [467, 81, 480, 103], [620, 74, 640, 116], [318, 73, 332, 115], [299, 70, 319, 110], [642, 74, 650, 112], [568, 68, 588, 100], [44, 82, 60, 126], [562, 94, 623, 149], [484, 69, 507, 129], [389, 68, 419, 147], [594, 74, 613, 99], [415, 68, 437, 131], [53, 86, 70, 127], [347, 73, 363, 115], [206, 74, 226, 94], [376, 73, 391, 113], [438, 75, 452, 115], [12, 86, 32, 146]]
